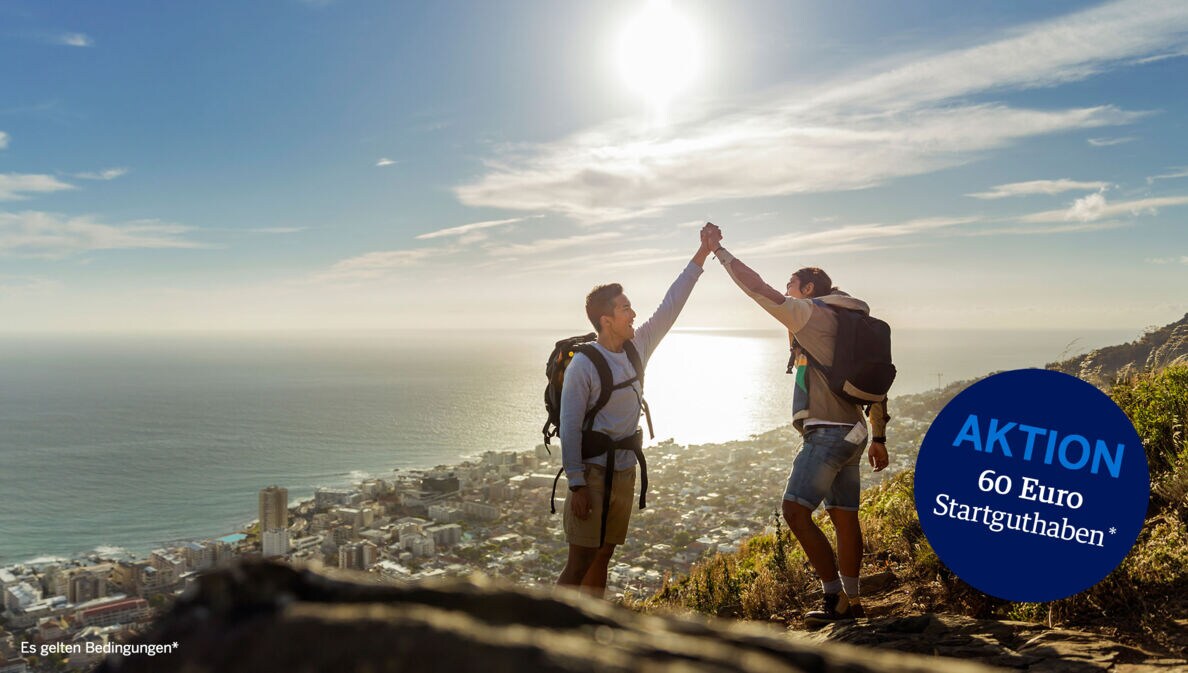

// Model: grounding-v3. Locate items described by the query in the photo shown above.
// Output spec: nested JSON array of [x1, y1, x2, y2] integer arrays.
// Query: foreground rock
[[808, 614, 1185, 672], [94, 560, 999, 673]]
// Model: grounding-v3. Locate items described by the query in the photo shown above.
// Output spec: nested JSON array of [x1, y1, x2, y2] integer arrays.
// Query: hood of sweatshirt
[[815, 291, 870, 315]]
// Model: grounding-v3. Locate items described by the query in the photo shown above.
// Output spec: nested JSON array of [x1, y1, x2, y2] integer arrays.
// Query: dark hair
[[585, 283, 623, 332], [791, 267, 837, 298]]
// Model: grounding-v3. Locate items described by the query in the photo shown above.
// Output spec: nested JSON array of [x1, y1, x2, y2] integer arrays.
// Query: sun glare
[[618, 0, 700, 123]]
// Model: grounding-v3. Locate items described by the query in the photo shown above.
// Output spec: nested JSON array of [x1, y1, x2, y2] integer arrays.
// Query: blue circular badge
[[914, 369, 1149, 602]]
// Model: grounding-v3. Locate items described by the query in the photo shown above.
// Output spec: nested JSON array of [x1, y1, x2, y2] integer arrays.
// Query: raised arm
[[702, 223, 814, 333], [703, 224, 784, 303], [630, 239, 709, 360]]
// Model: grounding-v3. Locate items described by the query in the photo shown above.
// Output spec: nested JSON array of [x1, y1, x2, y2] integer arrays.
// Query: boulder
[[93, 560, 1001, 673]]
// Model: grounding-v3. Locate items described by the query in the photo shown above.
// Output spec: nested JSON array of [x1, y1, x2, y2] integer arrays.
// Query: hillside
[[1048, 314, 1188, 385]]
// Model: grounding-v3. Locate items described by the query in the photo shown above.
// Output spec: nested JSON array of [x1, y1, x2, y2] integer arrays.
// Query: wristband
[[872, 436, 886, 443]]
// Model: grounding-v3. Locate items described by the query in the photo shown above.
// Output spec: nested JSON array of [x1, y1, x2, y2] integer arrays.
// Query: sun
[[617, 0, 700, 122]]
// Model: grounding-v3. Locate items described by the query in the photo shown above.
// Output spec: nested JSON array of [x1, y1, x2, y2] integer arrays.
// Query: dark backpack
[[794, 299, 896, 405], [541, 334, 653, 547]]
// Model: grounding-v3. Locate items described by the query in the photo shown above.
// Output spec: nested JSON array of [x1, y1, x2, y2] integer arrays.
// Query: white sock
[[841, 575, 860, 600], [822, 578, 842, 595]]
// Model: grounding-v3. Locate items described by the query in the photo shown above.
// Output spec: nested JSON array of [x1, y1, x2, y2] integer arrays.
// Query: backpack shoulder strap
[[622, 340, 654, 439], [574, 344, 614, 430], [798, 298, 832, 374], [623, 340, 644, 391]]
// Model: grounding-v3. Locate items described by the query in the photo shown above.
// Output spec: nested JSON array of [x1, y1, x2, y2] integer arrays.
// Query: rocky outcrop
[[808, 614, 1185, 672], [93, 560, 1003, 673], [1048, 314, 1188, 385]]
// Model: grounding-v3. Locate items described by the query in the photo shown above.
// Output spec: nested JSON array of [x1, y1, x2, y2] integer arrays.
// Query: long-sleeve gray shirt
[[560, 261, 703, 487]]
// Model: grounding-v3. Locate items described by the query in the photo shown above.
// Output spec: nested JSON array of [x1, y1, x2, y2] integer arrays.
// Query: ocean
[[0, 327, 1136, 565]]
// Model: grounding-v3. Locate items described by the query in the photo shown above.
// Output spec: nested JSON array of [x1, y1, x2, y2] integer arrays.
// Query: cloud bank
[[0, 211, 205, 258], [0, 174, 75, 201]]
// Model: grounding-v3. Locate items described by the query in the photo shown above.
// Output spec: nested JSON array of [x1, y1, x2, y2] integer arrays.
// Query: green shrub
[[1123, 513, 1188, 585], [1006, 602, 1047, 623], [1111, 365, 1188, 481]]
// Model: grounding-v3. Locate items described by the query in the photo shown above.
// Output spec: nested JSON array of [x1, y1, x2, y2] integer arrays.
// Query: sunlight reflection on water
[[644, 331, 792, 445]]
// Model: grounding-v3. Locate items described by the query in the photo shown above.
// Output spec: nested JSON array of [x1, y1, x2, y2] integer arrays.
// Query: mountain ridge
[[1047, 313, 1188, 385]]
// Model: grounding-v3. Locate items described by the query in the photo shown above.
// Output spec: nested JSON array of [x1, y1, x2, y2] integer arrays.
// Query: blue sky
[[2, 0, 1186, 332]]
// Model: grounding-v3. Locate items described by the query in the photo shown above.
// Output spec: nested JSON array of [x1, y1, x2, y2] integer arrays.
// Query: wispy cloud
[[512, 247, 680, 273], [1146, 167, 1188, 183], [0, 173, 75, 201], [485, 231, 622, 257], [318, 216, 559, 282], [251, 227, 306, 234], [1130, 49, 1188, 65], [316, 247, 448, 282], [1088, 136, 1137, 146], [0, 132, 8, 149], [71, 167, 128, 181], [0, 211, 206, 258], [1146, 255, 1188, 264], [415, 216, 536, 241], [375, 158, 397, 167], [733, 217, 982, 259], [1020, 194, 1188, 223], [967, 179, 1110, 199], [457, 0, 1184, 220], [57, 33, 93, 47], [969, 221, 1131, 236], [0, 275, 60, 297]]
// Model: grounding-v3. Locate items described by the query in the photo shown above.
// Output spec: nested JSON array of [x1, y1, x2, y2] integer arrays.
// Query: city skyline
[[1, 0, 1186, 332]]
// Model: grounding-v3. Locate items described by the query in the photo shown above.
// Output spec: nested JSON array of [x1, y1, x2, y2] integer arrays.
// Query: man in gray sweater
[[557, 236, 713, 597]]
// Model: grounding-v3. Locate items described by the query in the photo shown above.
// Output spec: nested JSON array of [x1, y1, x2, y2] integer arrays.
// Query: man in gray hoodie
[[703, 222, 889, 623]]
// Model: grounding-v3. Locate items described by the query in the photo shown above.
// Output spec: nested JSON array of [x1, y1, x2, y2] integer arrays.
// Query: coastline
[[3, 411, 920, 573], [1, 426, 796, 569]]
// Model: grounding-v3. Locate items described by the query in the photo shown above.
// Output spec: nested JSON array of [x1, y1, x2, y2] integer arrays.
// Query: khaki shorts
[[564, 464, 636, 548]]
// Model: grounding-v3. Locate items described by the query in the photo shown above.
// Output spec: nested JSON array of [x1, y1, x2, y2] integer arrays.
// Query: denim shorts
[[783, 425, 865, 511]]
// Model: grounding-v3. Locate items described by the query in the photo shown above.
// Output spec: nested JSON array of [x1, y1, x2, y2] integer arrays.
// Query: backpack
[[794, 298, 896, 405]]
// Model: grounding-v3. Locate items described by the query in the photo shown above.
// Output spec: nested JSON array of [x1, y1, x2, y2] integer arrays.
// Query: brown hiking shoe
[[804, 593, 863, 626]]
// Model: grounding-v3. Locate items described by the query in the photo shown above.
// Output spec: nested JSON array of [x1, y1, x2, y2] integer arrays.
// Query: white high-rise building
[[361, 541, 379, 568], [262, 529, 291, 558]]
